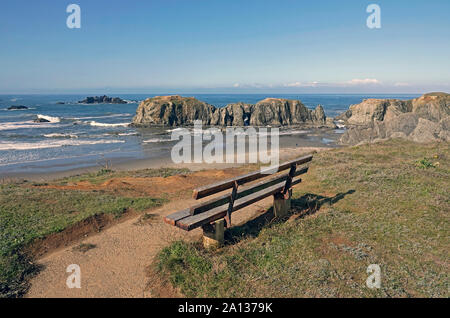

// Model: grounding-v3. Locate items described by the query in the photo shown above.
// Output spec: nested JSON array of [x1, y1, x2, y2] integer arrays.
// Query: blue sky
[[1, 0, 449, 94]]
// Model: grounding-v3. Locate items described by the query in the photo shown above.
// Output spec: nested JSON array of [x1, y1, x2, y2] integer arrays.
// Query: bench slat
[[163, 209, 190, 226], [192, 154, 313, 199], [163, 167, 309, 226], [177, 177, 302, 231]]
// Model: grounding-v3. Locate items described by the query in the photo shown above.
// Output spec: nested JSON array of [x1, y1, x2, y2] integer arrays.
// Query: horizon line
[[0, 92, 430, 96]]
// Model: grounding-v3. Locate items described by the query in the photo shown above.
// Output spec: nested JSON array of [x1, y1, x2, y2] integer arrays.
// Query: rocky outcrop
[[33, 117, 50, 123], [78, 96, 128, 104], [248, 98, 327, 126], [338, 92, 450, 145], [7, 105, 28, 110], [132, 95, 332, 127], [133, 96, 216, 126]]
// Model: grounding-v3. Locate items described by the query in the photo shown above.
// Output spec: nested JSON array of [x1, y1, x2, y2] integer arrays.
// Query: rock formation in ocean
[[33, 117, 50, 123], [132, 95, 333, 127], [7, 105, 28, 110], [78, 95, 128, 104], [337, 92, 450, 145]]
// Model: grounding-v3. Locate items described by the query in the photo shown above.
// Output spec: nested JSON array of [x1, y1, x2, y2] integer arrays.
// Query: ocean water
[[0, 94, 420, 176]]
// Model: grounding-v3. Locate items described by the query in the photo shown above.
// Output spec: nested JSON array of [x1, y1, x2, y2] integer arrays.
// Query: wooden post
[[225, 181, 238, 228], [282, 163, 296, 196], [274, 162, 295, 218], [202, 219, 225, 249], [273, 189, 292, 218]]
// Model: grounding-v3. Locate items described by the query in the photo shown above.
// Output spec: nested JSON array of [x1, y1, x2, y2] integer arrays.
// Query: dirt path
[[26, 195, 272, 297], [26, 147, 324, 297]]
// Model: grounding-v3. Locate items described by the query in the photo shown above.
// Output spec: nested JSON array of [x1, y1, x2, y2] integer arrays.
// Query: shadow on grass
[[225, 190, 355, 245], [291, 189, 355, 220]]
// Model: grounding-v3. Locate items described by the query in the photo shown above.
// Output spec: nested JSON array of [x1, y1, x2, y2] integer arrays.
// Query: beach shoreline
[[0, 124, 340, 181], [0, 144, 332, 182]]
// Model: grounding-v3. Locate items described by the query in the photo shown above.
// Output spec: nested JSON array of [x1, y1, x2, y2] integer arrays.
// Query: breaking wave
[[37, 114, 61, 123], [85, 121, 130, 127], [67, 114, 132, 120], [43, 133, 78, 139], [143, 138, 170, 143], [0, 139, 125, 151], [0, 121, 59, 131]]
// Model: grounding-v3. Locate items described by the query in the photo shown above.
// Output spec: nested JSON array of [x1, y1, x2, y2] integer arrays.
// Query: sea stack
[[132, 95, 333, 127], [78, 95, 128, 104], [7, 105, 28, 110]]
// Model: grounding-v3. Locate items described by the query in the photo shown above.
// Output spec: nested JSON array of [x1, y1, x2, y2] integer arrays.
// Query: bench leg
[[202, 219, 225, 249], [273, 189, 292, 218]]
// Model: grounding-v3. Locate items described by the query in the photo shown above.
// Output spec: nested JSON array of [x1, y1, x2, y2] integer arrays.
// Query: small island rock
[[8, 105, 28, 110], [78, 95, 127, 104]]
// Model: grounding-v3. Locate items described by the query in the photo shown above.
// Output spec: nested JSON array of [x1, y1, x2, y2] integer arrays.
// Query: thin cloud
[[227, 79, 428, 92], [345, 78, 382, 85], [283, 81, 320, 88], [231, 83, 268, 89]]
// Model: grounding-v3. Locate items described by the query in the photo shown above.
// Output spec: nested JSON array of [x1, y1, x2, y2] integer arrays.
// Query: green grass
[[0, 167, 188, 298], [156, 140, 449, 298], [56, 167, 190, 185]]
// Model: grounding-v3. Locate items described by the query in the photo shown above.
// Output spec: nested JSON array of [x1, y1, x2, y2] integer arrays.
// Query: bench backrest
[[164, 154, 313, 231], [193, 155, 313, 199]]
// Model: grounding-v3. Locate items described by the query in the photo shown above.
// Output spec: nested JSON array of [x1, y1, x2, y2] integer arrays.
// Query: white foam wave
[[44, 133, 78, 139], [118, 132, 138, 136], [165, 128, 185, 133], [335, 120, 346, 129], [68, 114, 132, 120], [321, 138, 334, 144], [167, 129, 310, 137], [37, 114, 61, 123], [0, 139, 125, 151], [3, 107, 36, 111], [85, 121, 130, 127], [279, 130, 310, 135], [0, 121, 59, 131], [143, 138, 169, 143]]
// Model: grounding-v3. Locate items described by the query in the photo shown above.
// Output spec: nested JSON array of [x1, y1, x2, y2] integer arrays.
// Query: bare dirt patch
[[25, 210, 138, 259], [40, 168, 246, 199], [73, 243, 97, 253]]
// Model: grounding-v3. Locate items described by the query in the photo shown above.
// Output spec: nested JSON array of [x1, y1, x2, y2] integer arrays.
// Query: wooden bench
[[164, 154, 313, 248]]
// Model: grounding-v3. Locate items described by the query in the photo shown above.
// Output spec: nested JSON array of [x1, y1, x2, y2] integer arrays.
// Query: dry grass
[[156, 139, 449, 297]]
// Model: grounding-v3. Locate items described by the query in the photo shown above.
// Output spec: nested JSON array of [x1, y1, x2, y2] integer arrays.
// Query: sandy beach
[[1, 133, 336, 182]]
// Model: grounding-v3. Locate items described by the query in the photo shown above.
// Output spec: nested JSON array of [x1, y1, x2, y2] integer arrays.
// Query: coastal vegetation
[[0, 167, 189, 298], [1, 138, 448, 298], [155, 139, 449, 297]]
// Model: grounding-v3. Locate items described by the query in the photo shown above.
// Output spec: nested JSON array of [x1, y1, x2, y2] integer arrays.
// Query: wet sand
[[1, 127, 341, 182]]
